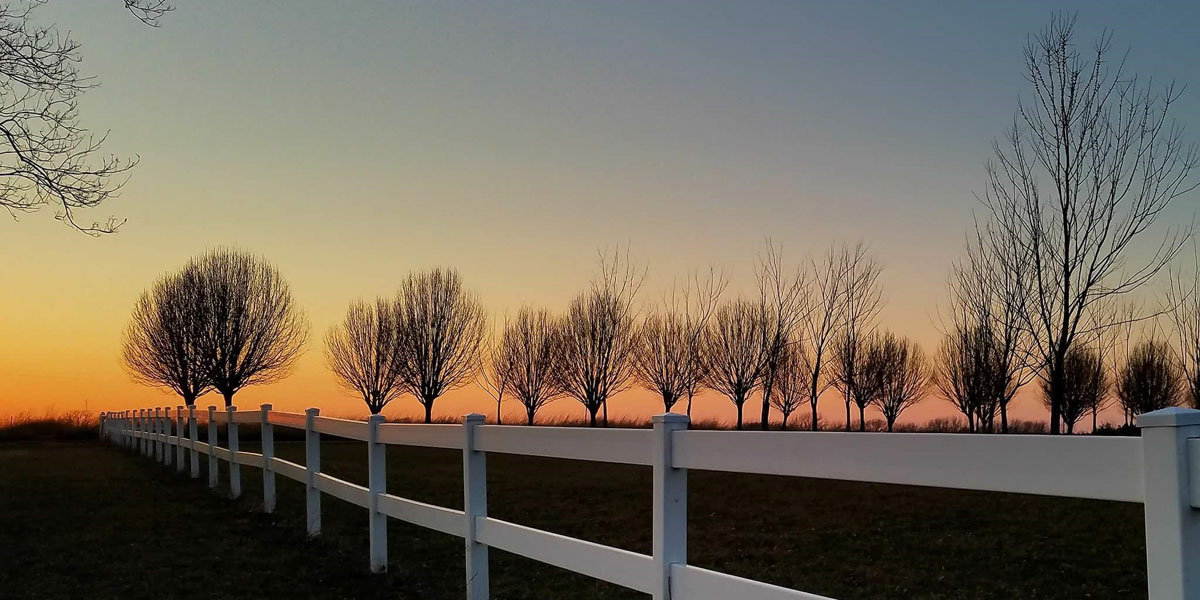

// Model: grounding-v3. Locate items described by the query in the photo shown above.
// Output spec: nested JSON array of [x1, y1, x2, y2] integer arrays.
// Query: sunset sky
[[2, 2, 1198, 426]]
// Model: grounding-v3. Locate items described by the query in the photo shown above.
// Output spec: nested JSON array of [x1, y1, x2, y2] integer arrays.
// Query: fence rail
[[97, 404, 1200, 600]]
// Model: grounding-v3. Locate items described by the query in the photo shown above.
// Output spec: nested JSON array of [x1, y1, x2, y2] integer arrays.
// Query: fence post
[[463, 414, 489, 599], [367, 414, 387, 573], [175, 406, 185, 472], [160, 407, 170, 464], [137, 410, 144, 455], [305, 408, 321, 537], [652, 413, 689, 600], [208, 406, 219, 489], [1138, 407, 1200, 599], [165, 407, 175, 468], [261, 404, 276, 513], [188, 405, 199, 478], [99, 413, 105, 440], [228, 405, 241, 499]]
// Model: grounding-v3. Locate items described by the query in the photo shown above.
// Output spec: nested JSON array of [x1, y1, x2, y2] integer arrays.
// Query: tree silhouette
[[191, 249, 308, 407], [704, 299, 768, 430], [769, 343, 806, 430], [122, 268, 210, 406], [395, 268, 487, 424], [497, 308, 563, 425], [755, 241, 808, 430], [980, 14, 1197, 433], [1166, 258, 1200, 409], [1117, 340, 1181, 418], [830, 248, 883, 430], [0, 1, 171, 233], [556, 251, 642, 427], [869, 332, 930, 433], [326, 298, 405, 415], [1043, 344, 1108, 434], [476, 323, 512, 424]]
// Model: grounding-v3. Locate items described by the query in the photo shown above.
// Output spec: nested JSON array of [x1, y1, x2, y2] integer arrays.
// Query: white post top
[[261, 403, 272, 411], [305, 407, 320, 416], [228, 405, 238, 412], [1138, 407, 1200, 428], [652, 413, 689, 425], [463, 413, 486, 423], [367, 414, 386, 423]]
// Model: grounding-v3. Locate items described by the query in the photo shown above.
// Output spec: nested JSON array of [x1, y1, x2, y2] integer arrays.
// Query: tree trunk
[[222, 390, 235, 408], [588, 406, 598, 427], [844, 394, 852, 431], [602, 400, 608, 427], [1091, 407, 1097, 433], [760, 385, 771, 431], [423, 401, 433, 424], [527, 409, 535, 426], [781, 412, 789, 431], [886, 418, 894, 433], [1000, 402, 1008, 433], [686, 393, 694, 417], [735, 399, 744, 430], [858, 405, 866, 432], [810, 401, 819, 431], [1049, 355, 1065, 435]]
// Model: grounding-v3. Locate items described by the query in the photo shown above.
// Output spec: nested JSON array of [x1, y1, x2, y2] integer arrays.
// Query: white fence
[[96, 405, 1200, 599]]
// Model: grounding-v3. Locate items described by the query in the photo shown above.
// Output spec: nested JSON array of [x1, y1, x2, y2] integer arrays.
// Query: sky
[[2, 1, 1198, 427]]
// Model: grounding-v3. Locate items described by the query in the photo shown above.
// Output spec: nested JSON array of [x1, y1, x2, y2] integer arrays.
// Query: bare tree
[[497, 308, 563, 425], [869, 333, 930, 432], [556, 251, 643, 427], [1043, 344, 1108, 434], [476, 322, 511, 424], [680, 269, 727, 417], [769, 343, 806, 429], [122, 268, 210, 406], [830, 247, 883, 430], [935, 323, 1004, 433], [951, 226, 1035, 433], [0, 2, 172, 233], [1117, 339, 1182, 417], [325, 298, 404, 415], [704, 299, 769, 430], [395, 268, 487, 424], [798, 243, 866, 431], [755, 241, 809, 430], [190, 249, 309, 407], [1166, 257, 1200, 409], [633, 312, 689, 412], [981, 14, 1198, 433]]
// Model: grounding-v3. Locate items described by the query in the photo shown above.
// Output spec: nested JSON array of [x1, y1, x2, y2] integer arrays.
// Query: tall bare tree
[[497, 308, 563, 425], [869, 332, 930, 433], [0, 1, 171, 233], [395, 268, 487, 424], [122, 268, 210, 406], [190, 249, 309, 407], [680, 269, 727, 417], [325, 298, 404, 415], [1166, 257, 1200, 409], [798, 243, 864, 431], [1117, 339, 1182, 417], [704, 299, 769, 430], [556, 251, 643, 427], [830, 250, 883, 431], [769, 343, 806, 429], [476, 322, 512, 424], [981, 14, 1198, 433], [1046, 344, 1108, 434], [755, 241, 809, 430]]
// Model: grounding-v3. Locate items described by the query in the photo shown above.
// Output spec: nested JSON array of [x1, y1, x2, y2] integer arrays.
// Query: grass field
[[0, 439, 1146, 599]]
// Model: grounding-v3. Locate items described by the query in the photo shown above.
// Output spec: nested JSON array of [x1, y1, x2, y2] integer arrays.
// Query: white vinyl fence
[[97, 405, 1200, 600]]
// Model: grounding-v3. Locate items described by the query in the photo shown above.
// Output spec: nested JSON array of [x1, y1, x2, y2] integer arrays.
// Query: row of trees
[[123, 241, 1200, 432]]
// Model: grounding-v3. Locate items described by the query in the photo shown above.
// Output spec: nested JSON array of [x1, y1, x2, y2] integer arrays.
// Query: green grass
[[0, 439, 1146, 599]]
